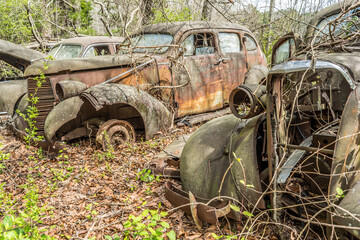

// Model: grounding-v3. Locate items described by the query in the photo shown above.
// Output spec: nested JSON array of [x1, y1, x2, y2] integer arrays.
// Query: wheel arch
[[44, 83, 172, 142]]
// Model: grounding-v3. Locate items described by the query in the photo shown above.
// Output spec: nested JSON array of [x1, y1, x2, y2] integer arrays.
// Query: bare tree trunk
[[201, 0, 213, 20], [140, 0, 154, 26], [267, 0, 275, 53]]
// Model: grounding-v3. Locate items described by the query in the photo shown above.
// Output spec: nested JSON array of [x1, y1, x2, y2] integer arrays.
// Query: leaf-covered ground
[[0, 124, 294, 239]]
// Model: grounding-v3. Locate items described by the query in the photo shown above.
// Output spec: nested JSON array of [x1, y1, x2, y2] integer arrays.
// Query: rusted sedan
[[47, 36, 123, 59], [0, 36, 123, 117], [3, 21, 267, 150], [171, 1, 360, 238]]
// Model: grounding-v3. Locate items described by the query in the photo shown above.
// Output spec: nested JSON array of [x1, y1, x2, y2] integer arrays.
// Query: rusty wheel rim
[[96, 120, 135, 150]]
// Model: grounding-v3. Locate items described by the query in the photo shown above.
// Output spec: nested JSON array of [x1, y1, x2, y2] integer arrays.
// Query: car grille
[[27, 77, 55, 137]]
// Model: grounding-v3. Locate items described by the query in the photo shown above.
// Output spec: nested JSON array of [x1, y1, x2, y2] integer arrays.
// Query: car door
[[173, 30, 224, 117], [217, 31, 247, 104]]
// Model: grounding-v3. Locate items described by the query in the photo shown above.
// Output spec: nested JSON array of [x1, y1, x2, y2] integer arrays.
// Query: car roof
[[57, 36, 124, 46], [136, 21, 252, 36]]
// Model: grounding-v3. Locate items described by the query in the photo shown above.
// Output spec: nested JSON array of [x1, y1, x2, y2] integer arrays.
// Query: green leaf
[[4, 230, 18, 239], [242, 211, 254, 217], [105, 235, 112, 240], [230, 204, 240, 212], [167, 230, 176, 240], [147, 227, 156, 235], [3, 215, 13, 230], [139, 230, 149, 236], [211, 233, 222, 239], [142, 209, 149, 217], [159, 221, 170, 229], [160, 211, 168, 217], [336, 187, 344, 196]]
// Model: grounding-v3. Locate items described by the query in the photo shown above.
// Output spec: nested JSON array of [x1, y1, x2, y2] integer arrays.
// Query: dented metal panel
[[80, 84, 172, 139]]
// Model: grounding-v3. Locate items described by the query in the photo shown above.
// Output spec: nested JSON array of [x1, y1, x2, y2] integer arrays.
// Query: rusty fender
[[80, 84, 172, 139], [328, 86, 360, 238], [179, 114, 266, 212]]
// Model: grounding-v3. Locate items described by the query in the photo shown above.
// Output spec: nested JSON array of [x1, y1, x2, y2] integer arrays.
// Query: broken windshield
[[119, 34, 173, 54], [48, 44, 83, 59]]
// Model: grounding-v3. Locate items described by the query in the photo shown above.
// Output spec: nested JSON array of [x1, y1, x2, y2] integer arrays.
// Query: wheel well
[[54, 102, 146, 141]]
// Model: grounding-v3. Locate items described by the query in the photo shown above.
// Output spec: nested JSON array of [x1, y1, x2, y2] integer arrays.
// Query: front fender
[[80, 84, 172, 139], [329, 86, 360, 236], [44, 84, 172, 141], [180, 114, 265, 209], [44, 96, 84, 141], [0, 79, 27, 115]]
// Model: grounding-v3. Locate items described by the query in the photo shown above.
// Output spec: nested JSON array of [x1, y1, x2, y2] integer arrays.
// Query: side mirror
[[271, 33, 300, 66]]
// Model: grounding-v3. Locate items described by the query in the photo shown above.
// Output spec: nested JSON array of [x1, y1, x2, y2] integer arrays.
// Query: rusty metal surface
[[28, 77, 56, 136], [55, 80, 88, 101], [164, 182, 237, 225], [95, 119, 136, 150], [80, 84, 172, 140]]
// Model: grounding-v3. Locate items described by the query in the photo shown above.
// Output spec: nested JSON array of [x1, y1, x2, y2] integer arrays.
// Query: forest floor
[[0, 122, 306, 240]]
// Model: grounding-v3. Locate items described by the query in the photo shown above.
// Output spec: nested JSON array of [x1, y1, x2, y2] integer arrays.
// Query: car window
[[182, 33, 215, 56], [84, 47, 96, 57], [244, 35, 258, 51], [48, 45, 60, 58], [119, 34, 173, 54], [274, 38, 295, 65], [49, 44, 82, 59], [219, 32, 241, 53], [315, 7, 360, 42], [84, 45, 111, 57]]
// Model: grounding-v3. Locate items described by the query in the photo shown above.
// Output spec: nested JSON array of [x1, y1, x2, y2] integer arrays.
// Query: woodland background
[[0, 0, 342, 61]]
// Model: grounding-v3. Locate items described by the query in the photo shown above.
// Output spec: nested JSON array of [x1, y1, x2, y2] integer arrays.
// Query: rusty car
[[0, 36, 124, 117], [166, 1, 360, 238], [1, 21, 267, 150]]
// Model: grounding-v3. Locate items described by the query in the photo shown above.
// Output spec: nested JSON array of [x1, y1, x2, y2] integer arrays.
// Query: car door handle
[[214, 58, 230, 65]]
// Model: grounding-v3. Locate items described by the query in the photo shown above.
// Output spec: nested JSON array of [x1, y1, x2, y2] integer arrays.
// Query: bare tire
[[96, 119, 135, 150]]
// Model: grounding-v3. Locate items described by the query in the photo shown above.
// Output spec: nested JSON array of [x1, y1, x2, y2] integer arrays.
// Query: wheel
[[96, 119, 135, 150]]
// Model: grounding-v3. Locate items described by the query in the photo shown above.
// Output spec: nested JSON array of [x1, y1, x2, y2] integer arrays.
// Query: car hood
[[0, 39, 46, 72], [318, 52, 360, 81], [24, 54, 154, 77]]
